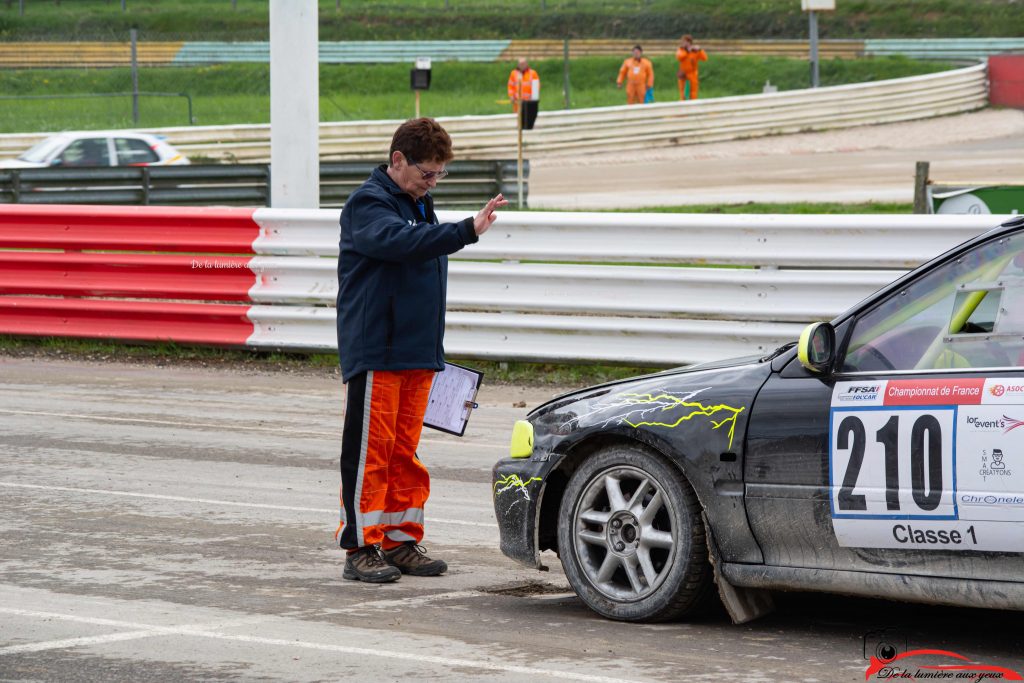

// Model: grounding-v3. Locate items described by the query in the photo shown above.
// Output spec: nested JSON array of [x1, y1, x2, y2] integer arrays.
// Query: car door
[[114, 137, 160, 166], [745, 226, 1024, 583], [56, 137, 112, 167]]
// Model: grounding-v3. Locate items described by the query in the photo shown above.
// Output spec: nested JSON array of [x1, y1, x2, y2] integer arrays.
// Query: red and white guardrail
[[0, 204, 1010, 365], [0, 205, 323, 349]]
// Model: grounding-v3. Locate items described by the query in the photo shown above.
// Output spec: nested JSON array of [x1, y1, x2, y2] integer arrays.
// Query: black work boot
[[382, 542, 448, 577], [343, 545, 401, 583]]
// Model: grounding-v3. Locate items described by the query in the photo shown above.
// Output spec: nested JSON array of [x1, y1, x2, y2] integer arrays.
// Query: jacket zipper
[[436, 259, 444, 357], [385, 295, 394, 362]]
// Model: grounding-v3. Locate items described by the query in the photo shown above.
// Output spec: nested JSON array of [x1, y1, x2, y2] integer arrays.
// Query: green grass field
[[0, 0, 1019, 40], [0, 54, 952, 134]]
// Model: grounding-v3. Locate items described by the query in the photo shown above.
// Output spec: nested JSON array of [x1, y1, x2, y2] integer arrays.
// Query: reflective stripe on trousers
[[336, 369, 434, 550]]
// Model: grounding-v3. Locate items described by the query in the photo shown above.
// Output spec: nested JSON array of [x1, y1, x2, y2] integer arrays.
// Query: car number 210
[[830, 408, 956, 519]]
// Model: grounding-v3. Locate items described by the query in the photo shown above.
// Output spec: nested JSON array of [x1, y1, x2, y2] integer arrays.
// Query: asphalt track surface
[[530, 109, 1024, 209], [2, 357, 1023, 682]]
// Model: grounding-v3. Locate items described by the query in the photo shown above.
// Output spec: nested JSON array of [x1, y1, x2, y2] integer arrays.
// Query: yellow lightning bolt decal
[[494, 474, 542, 499], [617, 392, 745, 448]]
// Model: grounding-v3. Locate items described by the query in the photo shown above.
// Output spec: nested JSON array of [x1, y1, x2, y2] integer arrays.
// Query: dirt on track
[[529, 108, 1024, 209]]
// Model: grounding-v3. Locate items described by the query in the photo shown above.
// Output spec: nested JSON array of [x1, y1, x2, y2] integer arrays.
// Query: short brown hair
[[389, 118, 453, 165]]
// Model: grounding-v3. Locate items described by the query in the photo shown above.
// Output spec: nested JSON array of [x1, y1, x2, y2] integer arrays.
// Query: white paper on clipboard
[[423, 362, 483, 436]]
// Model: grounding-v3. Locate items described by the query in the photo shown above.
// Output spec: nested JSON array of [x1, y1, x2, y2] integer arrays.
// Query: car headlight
[[509, 420, 534, 458]]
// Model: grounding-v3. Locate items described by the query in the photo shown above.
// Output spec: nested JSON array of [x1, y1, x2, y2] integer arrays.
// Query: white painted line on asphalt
[[0, 614, 269, 655], [0, 607, 642, 683], [0, 629, 165, 655], [0, 408, 505, 450], [0, 481, 498, 529]]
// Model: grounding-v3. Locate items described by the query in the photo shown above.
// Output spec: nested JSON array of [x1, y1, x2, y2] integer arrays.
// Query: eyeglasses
[[409, 159, 449, 181]]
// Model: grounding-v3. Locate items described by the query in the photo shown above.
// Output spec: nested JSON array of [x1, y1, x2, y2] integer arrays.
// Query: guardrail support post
[[914, 161, 930, 214]]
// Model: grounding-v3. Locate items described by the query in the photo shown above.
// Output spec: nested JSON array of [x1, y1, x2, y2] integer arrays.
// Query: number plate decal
[[829, 379, 1024, 551]]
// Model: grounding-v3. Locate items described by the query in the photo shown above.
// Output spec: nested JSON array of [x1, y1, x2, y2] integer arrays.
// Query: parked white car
[[0, 132, 190, 169]]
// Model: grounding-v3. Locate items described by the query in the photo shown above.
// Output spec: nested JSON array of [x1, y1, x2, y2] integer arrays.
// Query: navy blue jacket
[[336, 165, 477, 382]]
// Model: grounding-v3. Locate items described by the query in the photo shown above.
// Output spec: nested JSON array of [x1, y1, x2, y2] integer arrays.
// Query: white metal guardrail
[[0, 207, 1009, 365], [240, 210, 1009, 366], [0, 64, 988, 163], [254, 210, 999, 267]]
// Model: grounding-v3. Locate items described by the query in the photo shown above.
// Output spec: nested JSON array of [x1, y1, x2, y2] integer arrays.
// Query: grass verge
[[0, 55, 952, 133], [634, 201, 914, 214], [0, 335, 661, 387]]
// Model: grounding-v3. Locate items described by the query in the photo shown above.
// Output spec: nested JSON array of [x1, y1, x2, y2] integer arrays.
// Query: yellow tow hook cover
[[510, 420, 534, 458]]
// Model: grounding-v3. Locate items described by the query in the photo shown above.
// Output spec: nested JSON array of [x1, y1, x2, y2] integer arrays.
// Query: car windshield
[[18, 136, 69, 163], [842, 231, 1024, 372]]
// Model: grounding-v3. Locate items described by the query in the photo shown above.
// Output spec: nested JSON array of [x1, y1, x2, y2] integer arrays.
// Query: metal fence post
[[141, 167, 150, 205], [11, 170, 21, 204], [809, 10, 820, 88], [130, 28, 140, 124]]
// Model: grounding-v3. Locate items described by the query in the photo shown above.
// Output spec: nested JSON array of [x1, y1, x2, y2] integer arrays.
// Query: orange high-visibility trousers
[[626, 82, 646, 104], [678, 75, 699, 100], [337, 368, 434, 551]]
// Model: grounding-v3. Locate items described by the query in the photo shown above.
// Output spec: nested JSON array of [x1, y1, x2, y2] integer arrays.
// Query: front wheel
[[557, 444, 714, 622]]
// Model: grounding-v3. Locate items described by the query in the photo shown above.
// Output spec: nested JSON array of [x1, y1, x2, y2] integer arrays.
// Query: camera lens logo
[[863, 628, 906, 663], [990, 384, 1006, 397], [876, 642, 898, 662]]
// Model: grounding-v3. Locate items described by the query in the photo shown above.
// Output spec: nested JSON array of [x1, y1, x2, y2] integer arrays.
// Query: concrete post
[[270, 0, 319, 208]]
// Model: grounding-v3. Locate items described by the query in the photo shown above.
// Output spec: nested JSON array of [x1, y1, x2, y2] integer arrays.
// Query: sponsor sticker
[[830, 379, 1024, 551]]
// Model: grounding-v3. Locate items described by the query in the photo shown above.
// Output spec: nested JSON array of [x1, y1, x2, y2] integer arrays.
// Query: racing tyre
[[557, 444, 714, 622]]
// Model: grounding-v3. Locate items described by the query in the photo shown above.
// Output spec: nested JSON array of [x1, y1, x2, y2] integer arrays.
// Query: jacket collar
[[372, 164, 434, 210], [373, 164, 406, 196]]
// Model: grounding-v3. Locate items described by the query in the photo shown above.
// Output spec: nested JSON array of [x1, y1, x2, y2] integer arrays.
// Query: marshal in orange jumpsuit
[[507, 58, 540, 113], [676, 35, 708, 100], [617, 46, 654, 105]]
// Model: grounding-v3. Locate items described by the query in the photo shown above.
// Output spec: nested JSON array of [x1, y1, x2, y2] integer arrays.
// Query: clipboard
[[423, 362, 483, 437]]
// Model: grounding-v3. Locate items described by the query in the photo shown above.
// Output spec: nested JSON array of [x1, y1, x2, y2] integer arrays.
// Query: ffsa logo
[[839, 384, 881, 402]]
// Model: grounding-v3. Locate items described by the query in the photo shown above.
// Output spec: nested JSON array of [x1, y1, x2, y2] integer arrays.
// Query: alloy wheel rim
[[572, 464, 678, 602]]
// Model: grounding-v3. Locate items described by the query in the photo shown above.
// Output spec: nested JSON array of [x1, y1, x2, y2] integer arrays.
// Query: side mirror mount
[[798, 322, 836, 374]]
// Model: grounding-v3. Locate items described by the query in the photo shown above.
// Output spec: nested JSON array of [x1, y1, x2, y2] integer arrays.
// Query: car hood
[[529, 353, 768, 419], [0, 159, 44, 169]]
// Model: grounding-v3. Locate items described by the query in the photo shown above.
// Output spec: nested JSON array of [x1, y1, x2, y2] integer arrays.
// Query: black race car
[[493, 216, 1024, 623]]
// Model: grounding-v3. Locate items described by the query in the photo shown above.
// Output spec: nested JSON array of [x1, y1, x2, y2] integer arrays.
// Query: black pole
[[130, 28, 139, 124], [562, 37, 570, 109]]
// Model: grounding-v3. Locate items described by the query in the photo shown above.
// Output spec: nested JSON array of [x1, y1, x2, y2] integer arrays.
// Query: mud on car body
[[493, 215, 1024, 623]]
